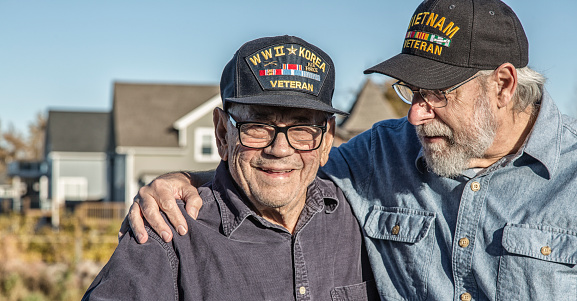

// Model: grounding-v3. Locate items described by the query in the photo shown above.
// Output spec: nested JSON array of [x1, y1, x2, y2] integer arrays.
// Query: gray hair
[[226, 103, 251, 119], [477, 66, 546, 114]]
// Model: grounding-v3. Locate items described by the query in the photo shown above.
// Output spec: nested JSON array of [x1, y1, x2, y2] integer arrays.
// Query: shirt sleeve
[[82, 229, 179, 301], [320, 128, 374, 207]]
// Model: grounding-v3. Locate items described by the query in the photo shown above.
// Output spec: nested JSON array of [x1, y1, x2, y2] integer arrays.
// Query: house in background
[[109, 82, 221, 208], [335, 79, 407, 145], [44, 111, 110, 211], [7, 79, 406, 222], [6, 160, 48, 213]]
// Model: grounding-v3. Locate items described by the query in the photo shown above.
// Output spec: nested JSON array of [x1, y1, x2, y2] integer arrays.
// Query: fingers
[[184, 193, 203, 220], [144, 178, 188, 237], [127, 202, 149, 244], [127, 171, 199, 242], [135, 187, 175, 243], [157, 193, 189, 237]]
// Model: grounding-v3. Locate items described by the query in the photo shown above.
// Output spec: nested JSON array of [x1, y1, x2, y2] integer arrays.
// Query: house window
[[194, 128, 220, 162], [201, 135, 213, 155]]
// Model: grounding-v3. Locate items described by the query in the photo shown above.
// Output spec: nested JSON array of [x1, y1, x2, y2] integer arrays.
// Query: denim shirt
[[84, 162, 378, 301], [322, 90, 577, 301]]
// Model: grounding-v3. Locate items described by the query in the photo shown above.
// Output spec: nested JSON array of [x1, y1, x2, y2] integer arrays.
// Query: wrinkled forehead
[[229, 103, 328, 123]]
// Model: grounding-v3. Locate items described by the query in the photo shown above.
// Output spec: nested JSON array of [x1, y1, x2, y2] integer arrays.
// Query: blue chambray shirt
[[322, 90, 577, 300]]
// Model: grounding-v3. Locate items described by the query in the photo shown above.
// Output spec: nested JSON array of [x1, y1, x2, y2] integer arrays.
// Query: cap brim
[[364, 53, 480, 90], [225, 94, 349, 116]]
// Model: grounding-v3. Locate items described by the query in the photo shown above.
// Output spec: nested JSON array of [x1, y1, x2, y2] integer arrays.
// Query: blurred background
[[0, 0, 575, 299]]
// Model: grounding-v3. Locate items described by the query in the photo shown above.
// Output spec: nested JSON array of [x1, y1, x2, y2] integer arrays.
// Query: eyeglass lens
[[393, 84, 446, 107], [239, 123, 323, 150]]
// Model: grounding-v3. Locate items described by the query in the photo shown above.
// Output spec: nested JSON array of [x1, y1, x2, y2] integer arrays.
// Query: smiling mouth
[[257, 167, 294, 174]]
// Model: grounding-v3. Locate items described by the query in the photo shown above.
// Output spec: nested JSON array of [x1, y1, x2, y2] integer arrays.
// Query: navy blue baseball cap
[[220, 35, 348, 115]]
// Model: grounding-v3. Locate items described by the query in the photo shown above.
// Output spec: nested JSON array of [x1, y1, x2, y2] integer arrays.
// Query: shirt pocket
[[330, 280, 379, 301], [497, 223, 577, 301], [363, 206, 436, 301]]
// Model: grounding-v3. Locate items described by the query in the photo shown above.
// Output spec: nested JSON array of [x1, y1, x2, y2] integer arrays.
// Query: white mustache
[[416, 121, 453, 140]]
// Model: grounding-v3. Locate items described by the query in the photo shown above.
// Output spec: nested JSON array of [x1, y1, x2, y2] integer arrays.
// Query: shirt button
[[458, 237, 470, 248], [299, 286, 306, 295], [541, 246, 552, 256], [460, 292, 472, 301], [470, 181, 481, 191], [391, 225, 400, 235]]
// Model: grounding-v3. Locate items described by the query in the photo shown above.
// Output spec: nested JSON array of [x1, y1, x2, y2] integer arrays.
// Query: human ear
[[319, 116, 335, 166], [494, 63, 518, 109], [213, 107, 229, 161]]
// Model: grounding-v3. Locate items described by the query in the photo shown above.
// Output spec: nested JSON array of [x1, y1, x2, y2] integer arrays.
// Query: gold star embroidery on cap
[[287, 45, 297, 55]]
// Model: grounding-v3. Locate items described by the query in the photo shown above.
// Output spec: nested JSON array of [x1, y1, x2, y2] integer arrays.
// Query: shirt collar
[[211, 161, 340, 237], [414, 89, 560, 179], [519, 89, 561, 179]]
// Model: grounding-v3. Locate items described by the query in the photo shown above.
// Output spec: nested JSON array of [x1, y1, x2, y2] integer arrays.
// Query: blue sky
[[1, 0, 576, 135]]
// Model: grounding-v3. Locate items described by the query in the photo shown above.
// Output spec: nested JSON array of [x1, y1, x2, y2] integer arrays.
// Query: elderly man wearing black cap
[[125, 0, 577, 300], [82, 35, 378, 301]]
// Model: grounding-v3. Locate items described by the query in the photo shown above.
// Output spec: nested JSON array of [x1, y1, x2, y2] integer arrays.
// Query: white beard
[[416, 92, 497, 178]]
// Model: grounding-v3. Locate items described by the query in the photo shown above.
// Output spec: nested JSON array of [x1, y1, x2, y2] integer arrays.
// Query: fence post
[[74, 205, 83, 264]]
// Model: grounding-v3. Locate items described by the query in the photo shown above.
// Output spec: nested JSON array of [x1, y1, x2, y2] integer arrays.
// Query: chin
[[253, 196, 293, 209], [252, 187, 303, 208]]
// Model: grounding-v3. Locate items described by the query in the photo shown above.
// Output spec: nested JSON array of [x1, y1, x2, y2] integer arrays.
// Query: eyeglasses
[[228, 115, 327, 151], [392, 75, 480, 108]]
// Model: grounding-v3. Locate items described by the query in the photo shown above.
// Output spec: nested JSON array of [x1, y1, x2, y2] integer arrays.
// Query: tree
[[26, 112, 46, 161], [0, 113, 46, 183]]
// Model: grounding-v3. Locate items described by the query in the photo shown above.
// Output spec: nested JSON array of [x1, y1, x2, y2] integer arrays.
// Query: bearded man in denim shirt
[[125, 0, 577, 300]]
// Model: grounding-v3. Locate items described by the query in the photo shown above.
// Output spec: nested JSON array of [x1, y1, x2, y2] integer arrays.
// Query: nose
[[263, 132, 294, 157], [407, 94, 436, 126]]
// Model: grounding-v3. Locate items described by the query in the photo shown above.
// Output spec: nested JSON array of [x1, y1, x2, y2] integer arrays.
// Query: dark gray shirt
[[83, 162, 377, 301]]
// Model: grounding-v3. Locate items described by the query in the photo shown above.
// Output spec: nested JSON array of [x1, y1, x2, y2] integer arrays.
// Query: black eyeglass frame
[[228, 114, 328, 151], [392, 74, 480, 108]]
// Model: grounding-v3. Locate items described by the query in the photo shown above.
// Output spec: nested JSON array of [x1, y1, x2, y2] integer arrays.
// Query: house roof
[[112, 82, 220, 148], [336, 79, 402, 140], [46, 110, 110, 153]]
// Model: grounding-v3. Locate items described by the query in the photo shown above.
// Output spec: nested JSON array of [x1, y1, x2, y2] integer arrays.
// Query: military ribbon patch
[[245, 43, 329, 96], [405, 31, 451, 47]]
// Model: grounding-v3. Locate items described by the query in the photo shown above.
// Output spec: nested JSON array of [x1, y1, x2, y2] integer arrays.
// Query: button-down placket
[[292, 185, 327, 301], [452, 174, 492, 300], [293, 234, 311, 301]]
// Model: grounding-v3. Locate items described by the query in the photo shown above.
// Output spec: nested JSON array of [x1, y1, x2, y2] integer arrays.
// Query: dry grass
[[0, 213, 119, 301]]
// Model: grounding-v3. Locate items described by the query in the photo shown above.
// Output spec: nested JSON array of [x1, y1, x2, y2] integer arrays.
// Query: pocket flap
[[502, 223, 577, 265], [363, 206, 435, 243], [330, 280, 378, 301]]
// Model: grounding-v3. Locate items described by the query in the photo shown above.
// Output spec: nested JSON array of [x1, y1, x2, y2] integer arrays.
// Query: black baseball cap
[[220, 35, 348, 115], [365, 0, 529, 90]]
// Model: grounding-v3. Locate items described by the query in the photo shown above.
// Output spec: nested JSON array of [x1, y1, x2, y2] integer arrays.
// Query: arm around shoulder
[[125, 169, 216, 244]]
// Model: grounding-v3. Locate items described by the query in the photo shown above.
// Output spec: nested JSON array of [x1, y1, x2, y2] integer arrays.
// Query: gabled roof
[[112, 82, 220, 148], [337, 79, 402, 140], [45, 110, 110, 153], [173, 94, 222, 147]]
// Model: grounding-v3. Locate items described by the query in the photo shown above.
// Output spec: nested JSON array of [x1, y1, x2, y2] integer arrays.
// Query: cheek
[[228, 146, 256, 177], [231, 147, 255, 167], [436, 104, 473, 133], [299, 152, 322, 176]]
